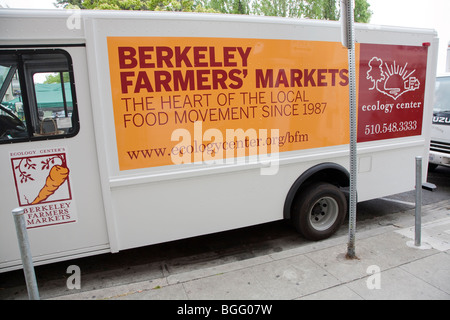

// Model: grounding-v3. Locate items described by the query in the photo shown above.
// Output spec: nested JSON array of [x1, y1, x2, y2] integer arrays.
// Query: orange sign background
[[107, 37, 354, 170]]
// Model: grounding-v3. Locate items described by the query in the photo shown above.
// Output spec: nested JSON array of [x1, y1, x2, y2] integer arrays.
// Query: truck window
[[433, 76, 450, 113], [0, 50, 79, 143]]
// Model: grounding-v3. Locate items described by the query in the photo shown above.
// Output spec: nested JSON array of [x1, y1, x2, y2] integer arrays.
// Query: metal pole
[[415, 157, 422, 247], [12, 207, 40, 300], [342, 0, 358, 258]]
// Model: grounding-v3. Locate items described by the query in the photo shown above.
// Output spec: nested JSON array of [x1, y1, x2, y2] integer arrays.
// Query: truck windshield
[[0, 64, 18, 102], [0, 63, 28, 140], [434, 76, 450, 112]]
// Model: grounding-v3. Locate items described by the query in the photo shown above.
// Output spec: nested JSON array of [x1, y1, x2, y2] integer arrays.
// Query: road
[[1, 165, 449, 300]]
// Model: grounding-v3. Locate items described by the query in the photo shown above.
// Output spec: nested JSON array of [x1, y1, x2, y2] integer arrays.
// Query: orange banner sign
[[107, 37, 352, 170]]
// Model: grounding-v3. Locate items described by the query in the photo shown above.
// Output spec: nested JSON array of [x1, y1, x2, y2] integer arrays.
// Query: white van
[[0, 9, 438, 272]]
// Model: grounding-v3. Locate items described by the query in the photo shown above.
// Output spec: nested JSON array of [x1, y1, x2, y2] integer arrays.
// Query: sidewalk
[[51, 199, 450, 300]]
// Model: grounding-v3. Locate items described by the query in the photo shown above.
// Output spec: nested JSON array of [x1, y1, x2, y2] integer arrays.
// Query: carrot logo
[[31, 156, 70, 205], [11, 150, 72, 207], [10, 148, 77, 228]]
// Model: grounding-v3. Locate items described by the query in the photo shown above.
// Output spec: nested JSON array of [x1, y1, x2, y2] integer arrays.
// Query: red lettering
[[339, 69, 349, 86], [175, 46, 192, 68], [290, 69, 303, 87], [118, 47, 137, 69], [134, 71, 153, 93], [121, 71, 135, 93], [209, 47, 222, 67], [317, 69, 327, 86], [212, 69, 227, 89], [304, 69, 316, 87], [223, 47, 237, 67], [154, 71, 172, 92], [228, 69, 244, 89], [237, 47, 251, 67], [156, 47, 174, 68], [138, 47, 155, 68], [173, 70, 195, 91], [275, 69, 289, 87], [194, 47, 208, 67], [256, 69, 273, 88], [196, 69, 211, 90], [328, 69, 339, 86]]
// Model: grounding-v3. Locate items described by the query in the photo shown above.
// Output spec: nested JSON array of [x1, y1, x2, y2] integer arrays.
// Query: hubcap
[[308, 197, 339, 231]]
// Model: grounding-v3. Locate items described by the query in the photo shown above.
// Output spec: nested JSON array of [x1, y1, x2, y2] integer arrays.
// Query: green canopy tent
[[3, 82, 73, 115]]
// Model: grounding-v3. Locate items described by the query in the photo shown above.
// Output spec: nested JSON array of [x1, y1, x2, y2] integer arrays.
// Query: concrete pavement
[[51, 199, 450, 300]]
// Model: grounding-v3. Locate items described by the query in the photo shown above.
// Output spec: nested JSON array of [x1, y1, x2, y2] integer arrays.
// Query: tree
[[252, 0, 296, 18], [44, 72, 70, 84], [302, 0, 339, 20], [354, 0, 372, 23], [55, 0, 85, 9], [198, 0, 250, 15], [252, 0, 371, 23], [55, 0, 372, 23], [55, 0, 217, 12]]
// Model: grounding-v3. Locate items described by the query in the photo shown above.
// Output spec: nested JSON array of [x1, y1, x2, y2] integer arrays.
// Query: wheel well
[[283, 163, 349, 219]]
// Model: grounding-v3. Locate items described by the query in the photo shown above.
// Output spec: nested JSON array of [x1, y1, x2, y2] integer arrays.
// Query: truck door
[[0, 46, 110, 271]]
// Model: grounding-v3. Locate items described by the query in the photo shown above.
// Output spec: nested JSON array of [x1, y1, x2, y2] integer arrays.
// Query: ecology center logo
[[366, 57, 420, 100]]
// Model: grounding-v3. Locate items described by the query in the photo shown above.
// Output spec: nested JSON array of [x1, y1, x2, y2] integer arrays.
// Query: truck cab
[[429, 75, 450, 170]]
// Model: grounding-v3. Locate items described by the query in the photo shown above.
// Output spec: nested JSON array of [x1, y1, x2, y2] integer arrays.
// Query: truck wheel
[[292, 182, 347, 241]]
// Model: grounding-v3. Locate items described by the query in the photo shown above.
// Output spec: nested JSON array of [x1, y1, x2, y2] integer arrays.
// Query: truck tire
[[292, 182, 347, 241]]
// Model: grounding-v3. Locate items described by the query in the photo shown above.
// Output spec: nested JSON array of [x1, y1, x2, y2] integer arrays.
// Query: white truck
[[429, 74, 450, 170], [0, 9, 438, 272]]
